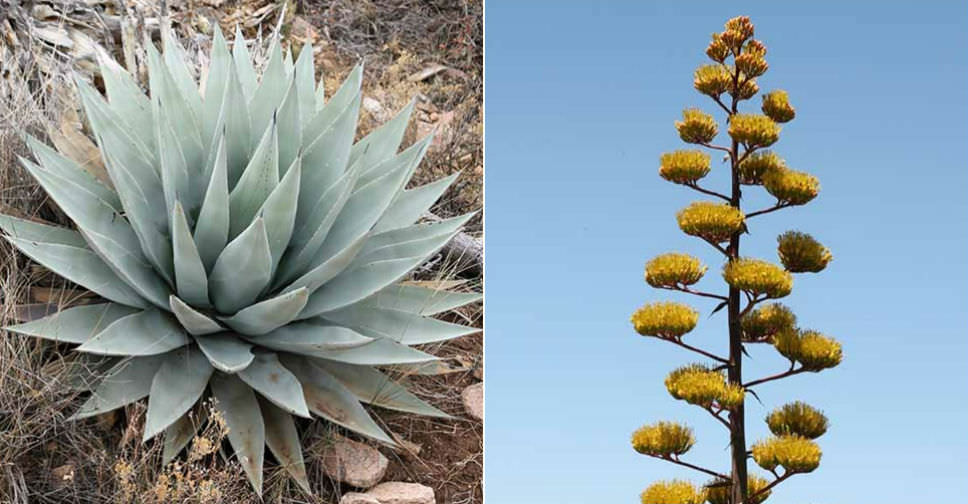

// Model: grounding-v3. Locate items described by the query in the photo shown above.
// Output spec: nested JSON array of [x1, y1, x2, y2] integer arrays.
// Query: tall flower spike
[[738, 150, 785, 185], [645, 253, 707, 288], [752, 435, 822, 473], [676, 202, 745, 244], [641, 480, 707, 504], [762, 90, 796, 123], [722, 258, 792, 299], [741, 302, 796, 342], [728, 114, 780, 147], [763, 168, 820, 205], [631, 421, 696, 457], [631, 302, 699, 339], [659, 150, 711, 184], [777, 231, 832, 273], [675, 108, 718, 144], [766, 401, 829, 439]]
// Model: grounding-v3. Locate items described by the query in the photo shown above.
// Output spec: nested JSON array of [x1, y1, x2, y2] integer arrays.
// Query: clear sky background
[[484, 2, 967, 503]]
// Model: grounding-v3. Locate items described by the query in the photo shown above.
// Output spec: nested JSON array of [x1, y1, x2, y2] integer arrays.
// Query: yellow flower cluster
[[773, 328, 843, 370], [722, 258, 792, 299], [694, 64, 732, 97], [631, 421, 695, 457], [676, 109, 718, 144], [736, 79, 759, 100], [777, 231, 832, 273], [720, 16, 754, 51], [766, 401, 829, 439], [762, 90, 795, 123], [728, 114, 780, 147], [762, 167, 819, 205], [752, 435, 822, 473], [738, 150, 785, 185], [665, 364, 745, 408], [736, 40, 768, 78], [676, 202, 745, 243], [631, 302, 699, 339], [641, 480, 706, 504], [741, 302, 796, 342], [704, 475, 772, 504], [660, 150, 711, 184], [645, 253, 707, 288], [706, 33, 729, 63]]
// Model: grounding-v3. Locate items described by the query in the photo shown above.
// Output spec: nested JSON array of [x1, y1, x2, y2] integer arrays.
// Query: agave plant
[[0, 26, 479, 495]]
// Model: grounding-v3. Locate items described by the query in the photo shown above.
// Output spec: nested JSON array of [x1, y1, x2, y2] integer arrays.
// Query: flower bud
[[631, 302, 699, 339], [641, 480, 706, 504], [763, 168, 819, 205], [728, 114, 779, 147], [645, 253, 707, 288], [735, 79, 759, 100], [723, 258, 793, 299], [676, 202, 745, 243], [735, 53, 768, 78], [694, 64, 733, 97], [676, 108, 719, 144], [777, 231, 832, 273], [631, 421, 695, 457], [766, 401, 829, 439], [738, 150, 785, 185], [762, 89, 796, 122], [725, 16, 755, 41], [741, 302, 796, 342], [706, 33, 730, 63], [659, 150, 711, 184], [752, 435, 822, 473]]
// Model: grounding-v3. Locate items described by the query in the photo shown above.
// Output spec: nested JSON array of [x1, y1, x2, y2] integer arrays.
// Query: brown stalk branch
[[650, 454, 729, 480], [743, 366, 809, 388], [700, 142, 733, 155], [749, 470, 797, 501], [704, 405, 731, 429], [659, 285, 728, 302], [746, 202, 793, 219], [665, 338, 729, 364], [685, 182, 731, 202]]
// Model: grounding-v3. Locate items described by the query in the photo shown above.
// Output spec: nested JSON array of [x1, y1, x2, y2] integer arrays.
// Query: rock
[[50, 464, 74, 489], [462, 382, 483, 420], [321, 436, 388, 489], [363, 96, 386, 120], [366, 482, 435, 504], [340, 492, 381, 504]]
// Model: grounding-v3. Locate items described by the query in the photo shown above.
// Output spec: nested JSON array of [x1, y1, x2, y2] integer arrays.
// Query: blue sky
[[484, 2, 967, 503]]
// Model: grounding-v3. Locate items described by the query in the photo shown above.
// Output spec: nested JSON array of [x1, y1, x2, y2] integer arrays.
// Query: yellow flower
[[762, 89, 796, 123], [738, 150, 785, 185], [752, 435, 822, 473], [694, 65, 733, 97], [796, 331, 843, 370], [725, 16, 755, 41], [665, 364, 745, 408], [631, 302, 699, 339], [676, 202, 745, 243], [706, 33, 730, 63], [641, 480, 706, 504], [660, 150, 711, 184], [741, 302, 796, 342], [728, 114, 779, 147], [631, 421, 695, 457], [722, 258, 792, 299], [777, 231, 832, 273], [676, 108, 718, 144], [766, 401, 829, 439], [763, 168, 819, 205], [735, 79, 759, 100], [771, 328, 843, 370], [736, 41, 768, 78], [645, 253, 707, 288], [704, 475, 772, 504]]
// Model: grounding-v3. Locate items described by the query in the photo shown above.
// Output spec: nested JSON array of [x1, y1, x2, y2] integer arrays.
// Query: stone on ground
[[365, 482, 436, 504], [462, 382, 483, 420], [320, 435, 389, 489]]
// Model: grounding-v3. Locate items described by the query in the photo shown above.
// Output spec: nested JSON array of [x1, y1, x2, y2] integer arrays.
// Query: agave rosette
[[0, 26, 479, 494]]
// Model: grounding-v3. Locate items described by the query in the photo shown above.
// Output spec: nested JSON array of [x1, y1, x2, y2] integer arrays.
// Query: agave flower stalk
[[0, 26, 480, 495], [629, 16, 840, 504]]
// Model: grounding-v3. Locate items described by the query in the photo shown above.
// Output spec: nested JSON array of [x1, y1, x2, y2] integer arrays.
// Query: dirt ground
[[0, 1, 482, 502]]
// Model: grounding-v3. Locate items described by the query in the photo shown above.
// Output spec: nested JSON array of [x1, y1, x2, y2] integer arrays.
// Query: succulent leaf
[[194, 333, 255, 373], [6, 303, 138, 344], [239, 353, 312, 418], [163, 408, 207, 465], [144, 346, 214, 441], [169, 296, 223, 335], [211, 372, 265, 495], [318, 360, 449, 418], [76, 309, 190, 356], [259, 397, 311, 493], [72, 355, 167, 419]]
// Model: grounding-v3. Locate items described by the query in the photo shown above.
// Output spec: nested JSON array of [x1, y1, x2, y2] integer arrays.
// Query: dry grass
[[0, 1, 482, 502]]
